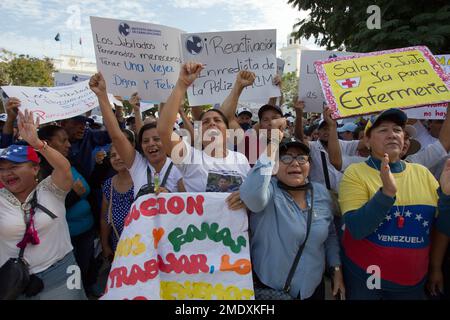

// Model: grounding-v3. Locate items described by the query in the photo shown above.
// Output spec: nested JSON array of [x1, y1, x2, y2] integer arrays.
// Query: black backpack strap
[[146, 166, 153, 186], [160, 162, 174, 188]]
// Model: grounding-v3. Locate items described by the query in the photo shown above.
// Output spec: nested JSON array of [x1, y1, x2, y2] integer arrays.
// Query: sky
[[0, 0, 320, 62]]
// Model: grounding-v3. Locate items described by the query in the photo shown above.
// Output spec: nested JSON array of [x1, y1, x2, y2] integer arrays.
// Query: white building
[[279, 33, 310, 76], [52, 54, 97, 75]]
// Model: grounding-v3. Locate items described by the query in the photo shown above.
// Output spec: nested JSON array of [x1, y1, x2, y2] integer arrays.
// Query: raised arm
[[157, 62, 203, 158], [324, 107, 343, 171], [219, 71, 256, 130], [1, 97, 19, 147], [293, 100, 306, 142], [18, 109, 72, 191], [129, 92, 144, 135], [89, 73, 136, 169]]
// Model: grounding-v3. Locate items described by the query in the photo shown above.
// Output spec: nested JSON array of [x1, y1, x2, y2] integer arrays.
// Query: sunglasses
[[280, 154, 309, 165]]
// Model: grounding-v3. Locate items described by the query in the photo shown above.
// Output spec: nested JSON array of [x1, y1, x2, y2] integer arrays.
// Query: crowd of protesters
[[0, 62, 450, 300]]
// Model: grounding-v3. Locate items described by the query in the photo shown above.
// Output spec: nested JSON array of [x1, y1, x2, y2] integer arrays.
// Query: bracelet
[[35, 140, 48, 152]]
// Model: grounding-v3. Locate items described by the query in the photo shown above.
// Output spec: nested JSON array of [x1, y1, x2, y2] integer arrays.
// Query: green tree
[[281, 71, 299, 109], [288, 0, 450, 53], [0, 50, 55, 112]]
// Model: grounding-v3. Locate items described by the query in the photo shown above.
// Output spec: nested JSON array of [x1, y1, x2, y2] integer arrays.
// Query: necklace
[[368, 157, 406, 228]]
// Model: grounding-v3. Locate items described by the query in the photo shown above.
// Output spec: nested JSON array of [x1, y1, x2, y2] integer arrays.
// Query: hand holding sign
[[178, 62, 204, 89], [17, 109, 41, 148], [235, 71, 256, 90], [5, 97, 20, 120], [323, 106, 337, 129], [89, 73, 108, 98]]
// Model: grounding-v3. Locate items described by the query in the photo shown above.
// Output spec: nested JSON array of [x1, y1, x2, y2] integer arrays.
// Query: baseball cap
[[237, 107, 252, 117], [0, 145, 40, 164], [89, 115, 103, 126], [279, 138, 310, 155], [337, 122, 358, 133], [0, 113, 7, 122], [364, 108, 407, 136], [258, 104, 283, 120], [71, 115, 94, 125]]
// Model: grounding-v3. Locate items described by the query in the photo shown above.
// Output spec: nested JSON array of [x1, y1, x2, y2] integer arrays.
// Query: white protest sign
[[405, 103, 448, 119], [54, 72, 91, 86], [181, 29, 280, 106], [90, 16, 183, 103], [277, 58, 285, 75], [1, 80, 98, 124], [299, 50, 355, 112], [140, 102, 154, 112], [101, 193, 254, 300]]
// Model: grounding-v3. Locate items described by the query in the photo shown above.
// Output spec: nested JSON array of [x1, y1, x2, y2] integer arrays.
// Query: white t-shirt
[[175, 140, 251, 192], [413, 121, 438, 150], [308, 139, 360, 191], [0, 176, 72, 274], [129, 152, 183, 198]]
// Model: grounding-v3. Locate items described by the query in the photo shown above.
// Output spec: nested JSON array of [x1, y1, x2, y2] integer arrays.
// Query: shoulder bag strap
[[109, 177, 120, 240], [283, 185, 314, 293], [320, 150, 331, 190], [160, 162, 174, 188], [29, 190, 57, 219], [146, 166, 153, 186]]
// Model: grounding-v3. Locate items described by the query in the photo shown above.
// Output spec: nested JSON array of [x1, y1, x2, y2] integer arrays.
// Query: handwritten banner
[[314, 46, 450, 118], [1, 80, 99, 124], [181, 29, 280, 105], [404, 103, 448, 119], [298, 50, 355, 112], [54, 72, 91, 87], [90, 16, 183, 103], [101, 193, 254, 300]]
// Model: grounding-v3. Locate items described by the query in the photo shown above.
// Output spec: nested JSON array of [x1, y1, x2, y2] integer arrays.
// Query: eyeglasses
[[280, 154, 309, 165]]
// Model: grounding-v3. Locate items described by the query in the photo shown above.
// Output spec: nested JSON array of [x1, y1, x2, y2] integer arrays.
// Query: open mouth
[[5, 177, 20, 186], [287, 170, 303, 176], [146, 148, 159, 156]]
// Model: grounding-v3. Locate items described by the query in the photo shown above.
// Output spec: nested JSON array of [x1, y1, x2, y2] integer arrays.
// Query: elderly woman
[[339, 108, 450, 300], [240, 138, 344, 300], [0, 109, 85, 300]]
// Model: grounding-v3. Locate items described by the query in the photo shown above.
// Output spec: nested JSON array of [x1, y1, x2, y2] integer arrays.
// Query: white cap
[[287, 116, 295, 124], [89, 115, 103, 125], [236, 107, 252, 117]]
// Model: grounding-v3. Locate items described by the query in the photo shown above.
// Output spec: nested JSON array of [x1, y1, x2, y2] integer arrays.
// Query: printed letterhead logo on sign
[[119, 22, 130, 36], [185, 35, 203, 55], [336, 77, 361, 89]]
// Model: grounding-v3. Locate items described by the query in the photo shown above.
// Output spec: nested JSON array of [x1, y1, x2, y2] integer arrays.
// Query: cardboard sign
[[298, 50, 355, 113], [1, 80, 98, 124], [181, 29, 280, 105], [314, 46, 450, 118], [54, 72, 91, 87], [90, 16, 183, 103], [101, 193, 254, 300]]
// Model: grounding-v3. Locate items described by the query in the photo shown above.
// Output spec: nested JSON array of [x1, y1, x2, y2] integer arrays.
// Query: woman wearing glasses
[[240, 138, 345, 300]]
